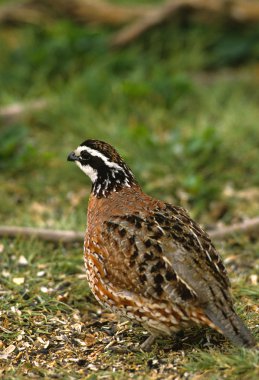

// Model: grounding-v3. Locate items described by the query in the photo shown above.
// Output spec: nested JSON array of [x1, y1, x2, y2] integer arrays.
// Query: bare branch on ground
[[0, 0, 151, 25], [209, 217, 259, 240], [111, 0, 259, 48], [0, 99, 48, 125], [0, 226, 84, 244], [0, 217, 259, 244], [1, 0, 259, 48]]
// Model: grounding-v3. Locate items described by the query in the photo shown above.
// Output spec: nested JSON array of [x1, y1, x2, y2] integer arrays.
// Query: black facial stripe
[[80, 155, 106, 170], [80, 151, 91, 160], [75, 142, 137, 198]]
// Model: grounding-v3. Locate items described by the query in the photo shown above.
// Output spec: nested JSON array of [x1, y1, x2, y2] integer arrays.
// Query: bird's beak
[[67, 151, 79, 162]]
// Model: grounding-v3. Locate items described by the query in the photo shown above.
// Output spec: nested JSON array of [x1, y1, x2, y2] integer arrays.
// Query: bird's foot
[[140, 334, 156, 351]]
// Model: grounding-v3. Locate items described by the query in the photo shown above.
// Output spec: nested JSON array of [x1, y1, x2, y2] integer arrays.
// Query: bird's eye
[[81, 151, 90, 160]]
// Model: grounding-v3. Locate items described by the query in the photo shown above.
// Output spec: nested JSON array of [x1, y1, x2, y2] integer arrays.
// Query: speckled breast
[[83, 232, 106, 307]]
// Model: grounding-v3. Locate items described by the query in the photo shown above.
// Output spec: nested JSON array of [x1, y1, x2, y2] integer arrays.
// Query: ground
[[0, 0, 259, 378], [0, 235, 258, 379]]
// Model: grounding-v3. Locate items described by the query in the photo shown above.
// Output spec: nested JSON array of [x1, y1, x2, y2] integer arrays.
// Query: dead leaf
[[0, 344, 16, 359], [12, 277, 25, 285]]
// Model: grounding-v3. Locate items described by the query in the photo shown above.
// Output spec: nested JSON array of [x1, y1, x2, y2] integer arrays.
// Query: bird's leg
[[140, 334, 156, 351]]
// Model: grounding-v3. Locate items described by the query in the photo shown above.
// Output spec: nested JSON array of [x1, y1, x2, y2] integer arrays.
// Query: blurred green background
[[1, 0, 259, 231], [0, 2, 259, 378]]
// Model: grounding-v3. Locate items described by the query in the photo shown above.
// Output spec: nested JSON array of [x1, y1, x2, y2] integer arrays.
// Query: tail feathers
[[205, 303, 256, 348]]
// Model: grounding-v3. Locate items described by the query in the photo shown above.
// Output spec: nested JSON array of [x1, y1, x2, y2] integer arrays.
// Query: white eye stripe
[[75, 146, 123, 171]]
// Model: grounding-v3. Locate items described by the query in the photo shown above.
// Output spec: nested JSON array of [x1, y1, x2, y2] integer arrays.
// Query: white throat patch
[[75, 161, 97, 183], [73, 144, 135, 196]]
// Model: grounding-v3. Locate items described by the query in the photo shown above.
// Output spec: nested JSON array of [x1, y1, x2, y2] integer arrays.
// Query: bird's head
[[67, 139, 137, 198]]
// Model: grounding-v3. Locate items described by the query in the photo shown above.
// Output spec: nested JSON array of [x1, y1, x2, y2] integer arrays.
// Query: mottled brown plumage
[[68, 139, 256, 349]]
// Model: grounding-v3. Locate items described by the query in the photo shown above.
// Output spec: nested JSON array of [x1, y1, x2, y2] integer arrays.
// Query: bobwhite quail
[[68, 139, 256, 349]]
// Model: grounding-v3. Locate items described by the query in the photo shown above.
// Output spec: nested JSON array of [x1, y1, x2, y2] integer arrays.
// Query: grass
[[185, 349, 259, 380], [0, 1, 259, 378], [0, 236, 258, 379]]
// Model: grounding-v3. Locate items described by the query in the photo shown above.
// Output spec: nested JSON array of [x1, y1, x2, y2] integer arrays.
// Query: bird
[[67, 139, 256, 349]]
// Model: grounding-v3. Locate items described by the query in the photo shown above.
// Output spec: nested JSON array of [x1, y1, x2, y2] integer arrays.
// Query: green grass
[[185, 349, 259, 380], [0, 237, 258, 379], [0, 1, 259, 378]]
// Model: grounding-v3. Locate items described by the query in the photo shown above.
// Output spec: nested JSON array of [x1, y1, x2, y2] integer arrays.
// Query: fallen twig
[[1, 0, 259, 35], [0, 226, 84, 244], [0, 217, 259, 244], [0, 0, 151, 26], [0, 99, 48, 125], [0, 0, 47, 25], [111, 0, 259, 47], [209, 217, 259, 240]]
